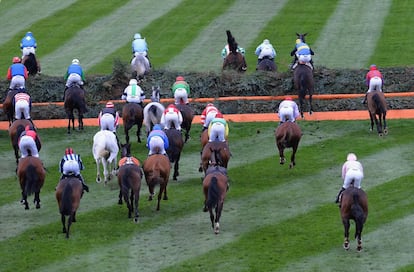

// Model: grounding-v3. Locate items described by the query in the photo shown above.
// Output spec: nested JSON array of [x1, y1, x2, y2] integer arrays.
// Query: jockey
[[146, 124, 169, 156], [18, 125, 41, 158], [121, 79, 146, 107], [13, 89, 33, 123], [7, 57, 28, 90], [200, 103, 221, 131], [335, 153, 364, 204], [64, 59, 85, 99], [208, 114, 229, 142], [255, 39, 277, 64], [131, 33, 151, 67], [221, 43, 245, 59], [59, 147, 89, 193], [290, 39, 314, 70], [172, 76, 190, 105], [160, 104, 183, 130], [20, 31, 37, 57], [362, 64, 384, 104], [278, 96, 300, 123]]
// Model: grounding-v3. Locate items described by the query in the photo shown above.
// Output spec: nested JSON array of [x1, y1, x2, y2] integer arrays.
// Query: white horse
[[92, 130, 119, 184], [143, 86, 165, 136], [131, 53, 150, 80]]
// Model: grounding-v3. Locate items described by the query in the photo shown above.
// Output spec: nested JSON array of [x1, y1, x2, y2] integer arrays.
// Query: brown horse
[[165, 128, 184, 181], [55, 176, 84, 238], [64, 85, 88, 134], [22, 53, 41, 76], [199, 141, 231, 174], [367, 91, 388, 136], [200, 129, 209, 149], [117, 143, 142, 222], [176, 103, 194, 143], [222, 30, 247, 72], [17, 156, 46, 210], [2, 88, 18, 126], [294, 64, 314, 117], [9, 119, 40, 164], [202, 166, 229, 234], [275, 122, 302, 168], [143, 153, 171, 211], [122, 102, 144, 144], [340, 186, 368, 251]]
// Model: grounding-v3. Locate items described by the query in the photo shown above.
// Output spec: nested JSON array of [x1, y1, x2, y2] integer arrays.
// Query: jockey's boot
[[335, 187, 346, 204], [78, 174, 89, 193], [361, 94, 367, 104]]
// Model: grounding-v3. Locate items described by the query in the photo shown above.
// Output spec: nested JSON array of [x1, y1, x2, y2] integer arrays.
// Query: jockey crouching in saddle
[[221, 41, 245, 60], [20, 32, 37, 59], [131, 33, 151, 68], [121, 79, 146, 108], [7, 57, 28, 91], [290, 39, 314, 70], [200, 103, 222, 132], [63, 59, 85, 100], [18, 125, 41, 159], [255, 39, 277, 64], [160, 104, 183, 131], [362, 64, 384, 104], [98, 102, 121, 148], [277, 96, 300, 124], [59, 148, 89, 193], [146, 124, 169, 156], [12, 87, 36, 127], [335, 153, 364, 205], [208, 113, 229, 142], [172, 76, 190, 105]]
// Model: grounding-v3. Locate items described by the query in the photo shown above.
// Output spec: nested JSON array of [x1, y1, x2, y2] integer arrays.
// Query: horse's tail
[[351, 193, 366, 238], [373, 93, 387, 114], [207, 177, 220, 209], [121, 168, 132, 193], [60, 183, 74, 216], [25, 164, 39, 196]]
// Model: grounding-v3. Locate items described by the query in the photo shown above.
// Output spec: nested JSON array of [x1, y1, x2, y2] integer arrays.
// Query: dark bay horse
[[165, 128, 184, 181], [122, 102, 144, 143], [199, 141, 231, 174], [9, 119, 40, 164], [17, 156, 46, 210], [2, 88, 18, 126], [64, 85, 88, 134], [55, 176, 84, 238], [294, 64, 314, 117], [367, 91, 388, 136], [202, 166, 229, 234], [222, 30, 247, 72], [176, 103, 194, 143], [340, 186, 368, 251], [117, 143, 142, 222], [143, 154, 171, 211], [22, 53, 41, 76], [256, 57, 277, 72], [275, 122, 302, 168]]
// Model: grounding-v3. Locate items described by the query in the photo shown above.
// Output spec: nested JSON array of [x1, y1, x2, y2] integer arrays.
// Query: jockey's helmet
[[347, 153, 357, 161], [370, 64, 377, 71], [153, 124, 162, 131], [134, 33, 141, 39], [72, 59, 80, 65], [65, 148, 74, 155], [285, 96, 293, 101], [129, 79, 138, 85], [215, 112, 223, 118], [176, 76, 185, 81], [106, 102, 114, 108], [263, 39, 270, 44], [12, 57, 21, 63], [207, 103, 214, 107], [295, 39, 301, 44]]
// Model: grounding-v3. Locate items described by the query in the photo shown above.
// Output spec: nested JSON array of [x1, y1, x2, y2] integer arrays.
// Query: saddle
[[118, 156, 140, 167]]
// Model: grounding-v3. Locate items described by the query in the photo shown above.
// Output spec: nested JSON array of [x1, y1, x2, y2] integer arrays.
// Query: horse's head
[[151, 86, 161, 102], [120, 143, 131, 158], [296, 33, 307, 43]]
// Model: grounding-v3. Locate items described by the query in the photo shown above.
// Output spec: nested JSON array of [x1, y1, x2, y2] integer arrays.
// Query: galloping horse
[[9, 119, 39, 164], [275, 122, 302, 168], [92, 130, 119, 184], [122, 102, 144, 144], [256, 57, 277, 72], [340, 186, 368, 251], [143, 153, 171, 211], [293, 64, 314, 117], [2, 88, 18, 126], [199, 141, 231, 174], [22, 53, 41, 76], [222, 30, 247, 72], [55, 176, 84, 238], [202, 166, 229, 234], [117, 143, 142, 222], [367, 91, 388, 136], [143, 86, 165, 136], [17, 156, 46, 210], [131, 54, 150, 80], [64, 85, 88, 134], [176, 103, 194, 143], [165, 128, 184, 181]]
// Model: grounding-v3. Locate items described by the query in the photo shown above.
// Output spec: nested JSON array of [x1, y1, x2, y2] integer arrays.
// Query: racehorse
[[339, 186, 368, 251], [143, 153, 171, 211], [22, 53, 41, 76], [17, 156, 46, 210], [200, 129, 209, 150], [293, 64, 314, 117], [9, 119, 40, 164], [117, 143, 142, 222], [55, 176, 83, 238], [275, 122, 302, 168], [367, 91, 388, 136], [256, 57, 277, 72], [92, 130, 119, 184], [222, 30, 247, 72], [165, 128, 184, 181], [122, 102, 144, 144], [2, 88, 18, 126], [176, 103, 194, 143], [202, 166, 229, 234], [64, 85, 88, 134], [143, 86, 165, 136], [199, 141, 231, 174], [131, 53, 150, 80]]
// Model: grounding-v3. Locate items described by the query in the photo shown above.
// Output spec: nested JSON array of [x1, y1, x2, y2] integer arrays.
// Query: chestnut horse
[[56, 176, 84, 238], [367, 90, 388, 136], [143, 153, 171, 211], [2, 89, 18, 126], [176, 103, 194, 143], [340, 186, 368, 251], [17, 156, 46, 210], [275, 122, 302, 168], [122, 102, 144, 144], [165, 128, 184, 181], [199, 141, 231, 174], [64, 85, 88, 134]]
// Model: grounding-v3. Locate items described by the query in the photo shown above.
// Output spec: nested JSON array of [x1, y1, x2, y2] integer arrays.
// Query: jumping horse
[[199, 141, 231, 174], [165, 128, 184, 181], [64, 85, 88, 134], [293, 64, 314, 118], [275, 121, 302, 168], [55, 176, 84, 238], [143, 86, 165, 136], [117, 143, 142, 222], [122, 102, 144, 144], [256, 57, 277, 72], [339, 186, 368, 251], [176, 103, 194, 143], [367, 90, 388, 136], [22, 53, 41, 76], [222, 30, 247, 72], [17, 156, 46, 210], [9, 119, 40, 164], [92, 130, 119, 184]]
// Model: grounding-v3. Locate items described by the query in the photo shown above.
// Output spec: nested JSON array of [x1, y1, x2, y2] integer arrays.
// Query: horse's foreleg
[[136, 125, 142, 143], [290, 145, 298, 168], [118, 190, 123, 205], [78, 114, 84, 130], [343, 219, 350, 250], [209, 209, 215, 230], [133, 190, 140, 223], [299, 96, 305, 118], [308, 94, 313, 115], [369, 114, 375, 132], [383, 114, 388, 134], [173, 161, 179, 181], [61, 214, 67, 234]]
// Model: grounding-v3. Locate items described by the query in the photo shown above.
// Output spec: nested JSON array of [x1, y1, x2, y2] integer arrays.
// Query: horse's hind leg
[[308, 94, 313, 115], [34, 191, 41, 209], [61, 214, 67, 234], [289, 145, 298, 168], [343, 219, 350, 250], [21, 191, 29, 210]]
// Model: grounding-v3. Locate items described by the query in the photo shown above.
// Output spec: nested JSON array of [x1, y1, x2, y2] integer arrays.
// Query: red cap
[[106, 102, 114, 108], [285, 96, 293, 101], [13, 57, 21, 63], [176, 76, 185, 81], [65, 148, 74, 155]]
